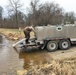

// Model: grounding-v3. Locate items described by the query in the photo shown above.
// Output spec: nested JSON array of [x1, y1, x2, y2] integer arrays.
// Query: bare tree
[[25, 0, 42, 26], [25, 1, 64, 26], [64, 12, 76, 24], [8, 0, 23, 28], [0, 6, 3, 28], [0, 6, 3, 19]]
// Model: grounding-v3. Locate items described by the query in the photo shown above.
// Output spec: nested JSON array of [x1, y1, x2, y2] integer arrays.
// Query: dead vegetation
[[17, 58, 76, 75], [0, 28, 35, 41], [0, 28, 24, 41]]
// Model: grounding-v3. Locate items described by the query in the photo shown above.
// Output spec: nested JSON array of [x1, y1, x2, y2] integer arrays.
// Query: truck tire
[[59, 39, 71, 50], [47, 41, 58, 52]]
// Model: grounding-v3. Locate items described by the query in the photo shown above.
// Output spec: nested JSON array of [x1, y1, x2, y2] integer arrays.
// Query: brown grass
[[17, 57, 76, 75], [0, 28, 34, 41], [25, 58, 76, 75], [0, 28, 24, 41]]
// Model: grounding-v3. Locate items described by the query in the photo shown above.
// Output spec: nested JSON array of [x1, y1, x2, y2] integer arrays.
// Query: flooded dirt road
[[0, 35, 76, 75]]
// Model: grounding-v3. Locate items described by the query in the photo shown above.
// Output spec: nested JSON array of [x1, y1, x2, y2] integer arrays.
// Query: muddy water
[[0, 35, 51, 74], [19, 49, 51, 69]]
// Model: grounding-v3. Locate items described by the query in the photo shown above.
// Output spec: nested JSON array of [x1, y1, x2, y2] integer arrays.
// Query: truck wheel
[[47, 41, 58, 52], [59, 39, 71, 50]]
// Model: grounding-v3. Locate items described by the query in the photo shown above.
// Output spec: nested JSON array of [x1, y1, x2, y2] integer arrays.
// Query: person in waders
[[23, 26, 35, 44]]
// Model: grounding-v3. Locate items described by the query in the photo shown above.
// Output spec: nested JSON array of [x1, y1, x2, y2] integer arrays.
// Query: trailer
[[13, 23, 76, 52]]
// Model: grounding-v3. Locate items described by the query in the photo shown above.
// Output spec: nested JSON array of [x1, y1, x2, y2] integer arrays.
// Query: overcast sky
[[0, 0, 76, 17]]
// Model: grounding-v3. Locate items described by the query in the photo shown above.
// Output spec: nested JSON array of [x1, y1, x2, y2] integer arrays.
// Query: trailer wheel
[[47, 41, 58, 52], [59, 39, 71, 50]]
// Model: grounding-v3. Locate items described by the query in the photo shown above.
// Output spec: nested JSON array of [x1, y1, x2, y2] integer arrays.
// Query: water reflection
[[0, 35, 49, 70], [0, 36, 24, 74], [19, 48, 50, 69], [0, 35, 51, 72]]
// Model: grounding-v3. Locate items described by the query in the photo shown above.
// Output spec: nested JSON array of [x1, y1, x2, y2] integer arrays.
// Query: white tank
[[35, 25, 76, 41]]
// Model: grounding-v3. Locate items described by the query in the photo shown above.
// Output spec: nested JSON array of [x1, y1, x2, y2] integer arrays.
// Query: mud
[[0, 34, 76, 75]]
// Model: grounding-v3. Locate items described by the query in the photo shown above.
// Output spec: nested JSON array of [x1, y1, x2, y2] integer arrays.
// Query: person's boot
[[26, 39, 30, 44]]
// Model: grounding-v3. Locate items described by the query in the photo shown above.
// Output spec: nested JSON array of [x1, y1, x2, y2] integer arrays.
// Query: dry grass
[[0, 28, 34, 41], [17, 57, 76, 75], [0, 28, 24, 41], [25, 58, 76, 75]]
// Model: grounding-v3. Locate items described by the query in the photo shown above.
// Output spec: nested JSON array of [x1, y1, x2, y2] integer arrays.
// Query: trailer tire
[[59, 39, 71, 50], [47, 41, 58, 52]]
